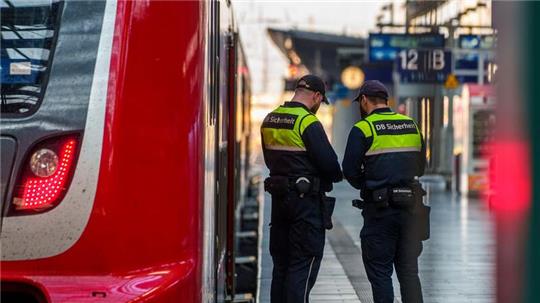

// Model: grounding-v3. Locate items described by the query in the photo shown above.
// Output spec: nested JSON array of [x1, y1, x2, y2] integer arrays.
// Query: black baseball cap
[[353, 80, 389, 102], [295, 75, 329, 104]]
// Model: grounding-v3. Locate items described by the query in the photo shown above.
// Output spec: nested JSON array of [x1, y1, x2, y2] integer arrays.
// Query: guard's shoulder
[[264, 106, 278, 117], [297, 106, 317, 118], [395, 112, 415, 121], [271, 105, 285, 113], [353, 120, 372, 138], [299, 113, 320, 135]]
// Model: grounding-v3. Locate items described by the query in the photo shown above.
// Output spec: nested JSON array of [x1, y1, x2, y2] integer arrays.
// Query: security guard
[[261, 75, 342, 303], [342, 80, 428, 303]]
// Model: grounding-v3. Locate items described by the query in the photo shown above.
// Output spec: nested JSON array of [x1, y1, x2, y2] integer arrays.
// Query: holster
[[408, 181, 430, 241], [320, 195, 336, 230], [411, 204, 431, 241], [294, 176, 320, 196], [410, 180, 427, 206]]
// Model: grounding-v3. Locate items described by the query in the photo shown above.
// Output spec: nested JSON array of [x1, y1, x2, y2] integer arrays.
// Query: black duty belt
[[354, 182, 425, 210], [264, 175, 320, 197]]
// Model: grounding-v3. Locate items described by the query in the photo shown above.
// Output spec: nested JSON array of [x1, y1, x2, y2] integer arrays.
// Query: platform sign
[[396, 49, 452, 83], [368, 33, 445, 62], [458, 35, 495, 50], [444, 74, 460, 89]]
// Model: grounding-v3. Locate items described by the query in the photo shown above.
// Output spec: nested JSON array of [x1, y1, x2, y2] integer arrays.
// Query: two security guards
[[343, 80, 429, 303], [261, 75, 342, 303]]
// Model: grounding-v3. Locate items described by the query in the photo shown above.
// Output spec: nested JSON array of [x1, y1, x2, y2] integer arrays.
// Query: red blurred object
[[14, 139, 77, 211], [487, 140, 531, 212], [468, 84, 495, 99]]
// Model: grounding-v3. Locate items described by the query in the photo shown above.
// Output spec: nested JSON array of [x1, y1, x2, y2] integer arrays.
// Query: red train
[[0, 0, 260, 302]]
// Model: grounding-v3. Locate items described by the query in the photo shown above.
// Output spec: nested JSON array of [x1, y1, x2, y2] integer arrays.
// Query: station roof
[[268, 28, 364, 49], [267, 28, 365, 85]]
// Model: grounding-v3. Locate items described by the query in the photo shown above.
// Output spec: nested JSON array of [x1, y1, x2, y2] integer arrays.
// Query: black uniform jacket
[[342, 107, 426, 192], [261, 102, 342, 192]]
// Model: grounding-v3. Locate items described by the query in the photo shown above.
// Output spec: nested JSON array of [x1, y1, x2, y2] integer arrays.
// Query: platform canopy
[[267, 28, 365, 89]]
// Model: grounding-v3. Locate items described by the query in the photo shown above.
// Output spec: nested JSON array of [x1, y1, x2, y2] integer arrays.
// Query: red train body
[[0, 1, 258, 302]]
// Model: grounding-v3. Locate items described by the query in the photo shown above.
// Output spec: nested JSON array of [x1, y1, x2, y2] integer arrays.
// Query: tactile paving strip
[[310, 241, 360, 302], [327, 220, 374, 303]]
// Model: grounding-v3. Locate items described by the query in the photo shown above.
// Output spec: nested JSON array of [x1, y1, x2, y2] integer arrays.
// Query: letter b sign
[[432, 49, 445, 70]]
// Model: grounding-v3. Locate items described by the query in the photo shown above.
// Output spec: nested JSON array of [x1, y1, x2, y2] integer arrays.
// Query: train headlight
[[30, 148, 59, 177]]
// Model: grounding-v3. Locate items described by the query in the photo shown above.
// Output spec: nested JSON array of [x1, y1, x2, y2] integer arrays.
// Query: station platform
[[258, 178, 495, 303]]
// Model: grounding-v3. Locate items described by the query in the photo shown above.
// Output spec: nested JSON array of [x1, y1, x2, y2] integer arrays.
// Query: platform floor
[[258, 180, 495, 303]]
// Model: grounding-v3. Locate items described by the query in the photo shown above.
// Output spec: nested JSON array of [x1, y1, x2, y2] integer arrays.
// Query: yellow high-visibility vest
[[261, 106, 319, 152], [354, 111, 422, 156]]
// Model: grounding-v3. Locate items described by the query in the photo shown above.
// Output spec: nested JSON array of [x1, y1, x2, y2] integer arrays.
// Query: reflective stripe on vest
[[261, 106, 318, 152], [354, 112, 422, 156]]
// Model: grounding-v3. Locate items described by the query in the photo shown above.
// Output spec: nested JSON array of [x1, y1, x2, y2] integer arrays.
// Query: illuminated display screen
[[368, 33, 445, 62], [458, 35, 495, 50]]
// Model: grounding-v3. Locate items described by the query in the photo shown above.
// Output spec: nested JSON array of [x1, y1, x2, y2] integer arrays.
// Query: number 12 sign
[[396, 49, 452, 83]]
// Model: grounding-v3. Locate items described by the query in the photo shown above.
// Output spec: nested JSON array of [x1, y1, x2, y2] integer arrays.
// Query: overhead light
[[284, 38, 293, 50]]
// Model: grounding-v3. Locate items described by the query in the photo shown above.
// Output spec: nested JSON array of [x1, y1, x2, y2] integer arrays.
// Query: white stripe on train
[[1, 0, 117, 261]]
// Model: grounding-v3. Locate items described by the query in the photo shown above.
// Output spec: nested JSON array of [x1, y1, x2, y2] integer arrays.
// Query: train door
[[232, 46, 260, 302], [215, 0, 236, 301], [204, 1, 223, 301], [225, 31, 238, 299]]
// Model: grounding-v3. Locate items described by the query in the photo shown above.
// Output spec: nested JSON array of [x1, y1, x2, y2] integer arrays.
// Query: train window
[[1, 0, 63, 116]]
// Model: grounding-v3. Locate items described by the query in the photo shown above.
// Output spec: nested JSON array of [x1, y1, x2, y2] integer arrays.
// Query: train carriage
[[0, 0, 259, 302]]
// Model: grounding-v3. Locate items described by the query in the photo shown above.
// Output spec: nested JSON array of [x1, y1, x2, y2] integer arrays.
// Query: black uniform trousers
[[270, 191, 325, 303], [360, 208, 424, 303]]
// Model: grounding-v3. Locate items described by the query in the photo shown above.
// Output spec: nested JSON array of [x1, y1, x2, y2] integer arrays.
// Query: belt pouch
[[372, 188, 389, 209], [391, 187, 415, 208], [264, 176, 289, 198]]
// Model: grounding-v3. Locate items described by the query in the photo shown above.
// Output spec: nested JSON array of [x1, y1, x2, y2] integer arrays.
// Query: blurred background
[[236, 0, 495, 195]]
